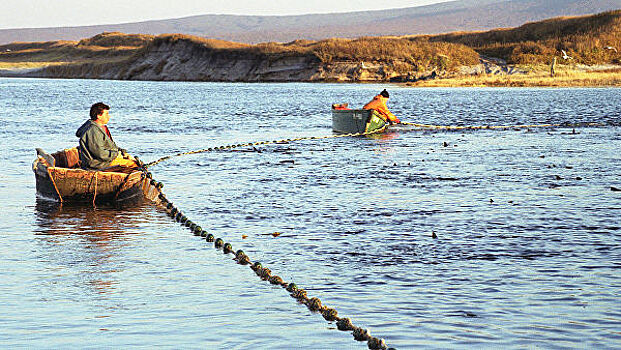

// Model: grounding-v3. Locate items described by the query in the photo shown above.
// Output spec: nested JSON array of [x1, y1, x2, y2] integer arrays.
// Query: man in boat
[[363, 89, 400, 125], [76, 102, 138, 170]]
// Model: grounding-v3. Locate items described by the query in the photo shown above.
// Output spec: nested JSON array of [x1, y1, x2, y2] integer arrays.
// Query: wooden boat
[[331, 104, 387, 134], [33, 147, 160, 204]]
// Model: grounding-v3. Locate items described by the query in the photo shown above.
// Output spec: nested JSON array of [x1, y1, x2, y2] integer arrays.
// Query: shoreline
[[402, 65, 621, 88], [2, 69, 621, 88], [2, 58, 621, 88]]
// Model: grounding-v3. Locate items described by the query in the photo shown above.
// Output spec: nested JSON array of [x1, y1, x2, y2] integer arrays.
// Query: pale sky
[[1, 0, 447, 29]]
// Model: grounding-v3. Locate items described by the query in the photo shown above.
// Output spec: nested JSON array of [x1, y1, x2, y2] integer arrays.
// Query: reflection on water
[[32, 199, 158, 296], [1, 80, 620, 349], [34, 198, 151, 237]]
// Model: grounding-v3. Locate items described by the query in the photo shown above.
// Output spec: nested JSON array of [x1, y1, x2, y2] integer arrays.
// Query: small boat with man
[[331, 89, 401, 134], [33, 102, 159, 204], [32, 147, 159, 204]]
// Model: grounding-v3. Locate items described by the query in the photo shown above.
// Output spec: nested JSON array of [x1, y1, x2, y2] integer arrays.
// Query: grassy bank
[[0, 33, 150, 66], [426, 10, 621, 65], [1, 10, 620, 85], [406, 65, 621, 87]]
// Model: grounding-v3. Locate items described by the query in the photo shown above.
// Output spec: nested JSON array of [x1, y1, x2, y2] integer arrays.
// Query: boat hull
[[33, 156, 158, 204], [331, 109, 386, 134]]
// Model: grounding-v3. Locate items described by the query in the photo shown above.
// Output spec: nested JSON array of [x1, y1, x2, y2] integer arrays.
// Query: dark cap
[[380, 89, 389, 98]]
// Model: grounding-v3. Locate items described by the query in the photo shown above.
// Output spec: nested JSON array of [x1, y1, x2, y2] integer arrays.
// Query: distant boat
[[33, 148, 159, 204], [331, 105, 388, 134]]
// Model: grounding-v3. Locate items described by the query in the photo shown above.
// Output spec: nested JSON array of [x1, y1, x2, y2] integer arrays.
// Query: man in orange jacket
[[363, 89, 400, 124]]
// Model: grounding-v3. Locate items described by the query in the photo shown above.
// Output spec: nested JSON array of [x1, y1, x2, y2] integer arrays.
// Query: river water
[[1, 78, 620, 349]]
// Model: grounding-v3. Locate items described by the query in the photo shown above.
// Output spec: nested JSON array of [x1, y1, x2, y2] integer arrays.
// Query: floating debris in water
[[432, 231, 438, 239], [261, 232, 282, 237]]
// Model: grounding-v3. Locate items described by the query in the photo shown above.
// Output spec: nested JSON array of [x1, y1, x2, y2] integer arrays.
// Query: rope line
[[145, 127, 387, 168], [144, 120, 602, 169], [141, 170, 390, 350], [400, 121, 602, 130]]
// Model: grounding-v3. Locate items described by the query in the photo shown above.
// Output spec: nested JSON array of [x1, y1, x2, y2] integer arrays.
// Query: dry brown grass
[[309, 37, 479, 69], [407, 65, 621, 87], [77, 32, 153, 48], [424, 10, 621, 65], [2, 10, 620, 85], [0, 61, 66, 69], [1, 38, 140, 63], [150, 34, 250, 49], [140, 34, 480, 72]]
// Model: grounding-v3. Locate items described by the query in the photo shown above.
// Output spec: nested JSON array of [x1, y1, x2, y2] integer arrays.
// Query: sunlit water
[[1, 78, 620, 349]]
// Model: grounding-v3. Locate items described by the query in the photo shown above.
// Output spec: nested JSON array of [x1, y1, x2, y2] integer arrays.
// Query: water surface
[[1, 78, 620, 349]]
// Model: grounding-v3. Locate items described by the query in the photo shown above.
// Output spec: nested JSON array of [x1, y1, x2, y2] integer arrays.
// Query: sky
[[1, 0, 447, 29]]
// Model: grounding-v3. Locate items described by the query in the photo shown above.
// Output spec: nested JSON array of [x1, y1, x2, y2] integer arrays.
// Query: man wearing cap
[[76, 102, 138, 170], [363, 89, 400, 124]]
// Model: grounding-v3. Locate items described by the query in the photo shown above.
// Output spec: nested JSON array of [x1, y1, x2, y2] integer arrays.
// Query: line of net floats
[[143, 171, 391, 350], [139, 120, 603, 349]]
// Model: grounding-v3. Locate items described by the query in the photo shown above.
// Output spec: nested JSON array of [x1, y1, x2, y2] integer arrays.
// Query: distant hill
[[1, 0, 620, 45], [2, 10, 620, 83]]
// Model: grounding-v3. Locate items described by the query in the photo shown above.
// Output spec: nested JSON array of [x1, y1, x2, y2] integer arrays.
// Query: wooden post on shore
[[550, 57, 557, 77]]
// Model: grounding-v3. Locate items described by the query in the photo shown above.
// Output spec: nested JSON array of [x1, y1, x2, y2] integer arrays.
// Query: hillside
[[0, 32, 479, 82], [1, 0, 620, 45], [1, 11, 620, 84], [427, 9, 621, 64]]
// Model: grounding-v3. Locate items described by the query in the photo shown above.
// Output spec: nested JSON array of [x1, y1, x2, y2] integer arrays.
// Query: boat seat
[[51, 147, 81, 168]]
